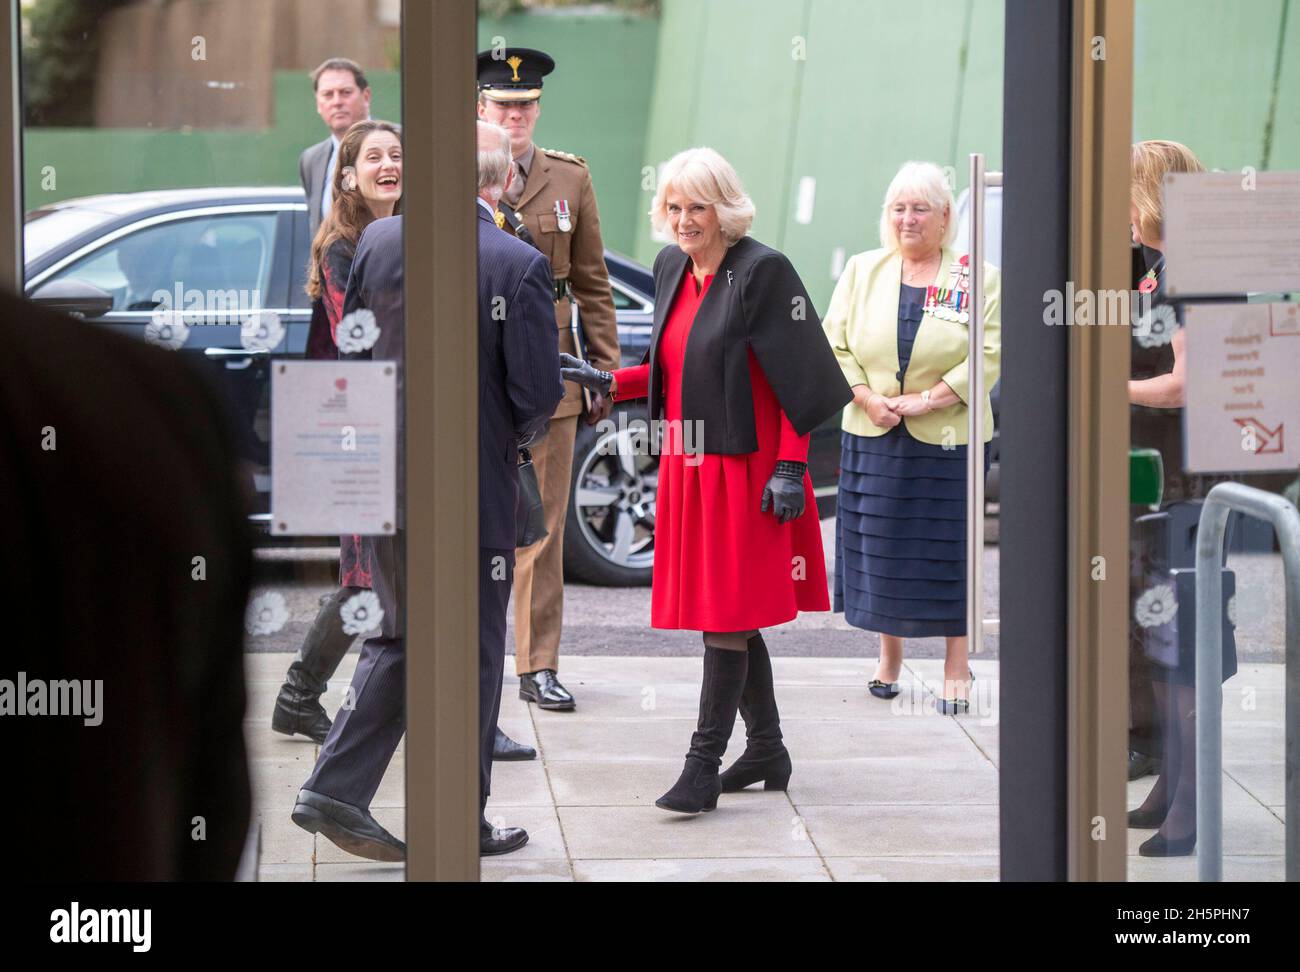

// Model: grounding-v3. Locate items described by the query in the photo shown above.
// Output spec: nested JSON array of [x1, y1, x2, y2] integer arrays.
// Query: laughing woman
[[822, 161, 1001, 715], [561, 148, 851, 812]]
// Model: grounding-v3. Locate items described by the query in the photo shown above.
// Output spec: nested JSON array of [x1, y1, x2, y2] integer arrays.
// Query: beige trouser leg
[[513, 414, 579, 675]]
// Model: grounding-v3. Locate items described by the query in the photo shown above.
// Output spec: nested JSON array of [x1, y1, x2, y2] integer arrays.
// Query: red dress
[[613, 266, 829, 631]]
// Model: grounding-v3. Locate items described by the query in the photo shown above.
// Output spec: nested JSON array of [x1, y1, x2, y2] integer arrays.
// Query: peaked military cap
[[476, 47, 555, 102]]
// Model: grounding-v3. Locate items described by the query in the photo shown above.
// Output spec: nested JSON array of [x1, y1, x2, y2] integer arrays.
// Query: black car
[[22, 187, 844, 586]]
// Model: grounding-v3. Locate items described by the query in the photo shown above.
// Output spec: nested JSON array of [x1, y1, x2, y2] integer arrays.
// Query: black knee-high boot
[[720, 633, 792, 792], [655, 645, 748, 813]]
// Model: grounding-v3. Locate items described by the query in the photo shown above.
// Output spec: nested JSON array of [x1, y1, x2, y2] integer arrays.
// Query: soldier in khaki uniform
[[477, 48, 620, 710]]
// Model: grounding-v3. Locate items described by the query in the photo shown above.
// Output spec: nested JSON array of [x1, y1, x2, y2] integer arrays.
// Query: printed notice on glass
[[1184, 303, 1300, 473], [1164, 171, 1300, 297], [271, 361, 397, 535]]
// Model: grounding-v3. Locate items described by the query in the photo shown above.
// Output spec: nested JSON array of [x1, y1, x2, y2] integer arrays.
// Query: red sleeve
[[777, 408, 810, 463], [611, 363, 649, 402], [321, 239, 355, 345]]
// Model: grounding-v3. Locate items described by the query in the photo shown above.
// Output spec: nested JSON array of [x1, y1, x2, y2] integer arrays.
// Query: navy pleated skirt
[[833, 426, 987, 638]]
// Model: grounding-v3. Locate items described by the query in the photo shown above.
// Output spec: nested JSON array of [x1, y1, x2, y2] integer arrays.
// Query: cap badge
[[507, 56, 523, 82]]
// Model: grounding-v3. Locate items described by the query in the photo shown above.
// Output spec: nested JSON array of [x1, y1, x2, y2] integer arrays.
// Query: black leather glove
[[559, 352, 613, 396], [761, 460, 807, 524]]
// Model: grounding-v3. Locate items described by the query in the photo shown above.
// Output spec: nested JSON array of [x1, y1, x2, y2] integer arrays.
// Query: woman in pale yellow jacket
[[822, 161, 1001, 714]]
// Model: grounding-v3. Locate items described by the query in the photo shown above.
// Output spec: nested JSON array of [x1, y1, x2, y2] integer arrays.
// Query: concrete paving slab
[[825, 855, 1000, 881], [257, 863, 315, 882], [257, 811, 316, 866], [315, 863, 404, 882], [1127, 855, 1285, 882], [546, 759, 695, 806], [798, 804, 1000, 858], [786, 756, 998, 806], [573, 857, 832, 881], [480, 859, 573, 882], [559, 803, 820, 860]]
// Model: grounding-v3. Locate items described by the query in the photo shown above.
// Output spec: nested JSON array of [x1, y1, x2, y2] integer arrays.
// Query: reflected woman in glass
[[1126, 138, 1240, 857], [561, 148, 851, 812], [271, 120, 403, 743], [822, 161, 1001, 714]]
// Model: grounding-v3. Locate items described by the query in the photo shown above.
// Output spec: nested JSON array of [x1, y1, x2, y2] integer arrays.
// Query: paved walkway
[[245, 653, 1288, 881]]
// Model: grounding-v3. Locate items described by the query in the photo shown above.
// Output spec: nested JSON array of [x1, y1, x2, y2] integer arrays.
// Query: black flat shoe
[[1127, 806, 1167, 829], [1138, 830, 1196, 857], [492, 727, 537, 761], [934, 668, 975, 715], [519, 669, 575, 710], [868, 678, 900, 700], [272, 686, 332, 743], [291, 789, 405, 862], [480, 823, 529, 856], [719, 748, 792, 792]]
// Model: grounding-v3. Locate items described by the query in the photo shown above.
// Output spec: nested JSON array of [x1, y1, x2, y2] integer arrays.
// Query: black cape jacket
[[643, 237, 853, 455]]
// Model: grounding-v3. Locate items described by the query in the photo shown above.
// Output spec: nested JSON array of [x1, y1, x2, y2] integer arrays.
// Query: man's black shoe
[[291, 789, 405, 862], [272, 686, 332, 744], [480, 821, 529, 856], [493, 726, 537, 761], [518, 669, 575, 710]]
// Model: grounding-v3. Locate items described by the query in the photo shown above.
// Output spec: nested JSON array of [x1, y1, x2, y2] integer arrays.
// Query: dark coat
[[0, 287, 253, 879], [341, 210, 563, 552], [645, 237, 853, 454], [475, 203, 567, 547]]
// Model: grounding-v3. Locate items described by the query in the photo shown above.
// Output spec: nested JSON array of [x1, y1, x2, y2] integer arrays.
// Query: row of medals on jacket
[[925, 258, 972, 324]]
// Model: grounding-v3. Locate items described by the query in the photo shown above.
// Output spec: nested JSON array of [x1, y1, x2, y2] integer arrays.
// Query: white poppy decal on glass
[[241, 310, 285, 351], [1227, 594, 1237, 628], [245, 590, 290, 636], [336, 309, 381, 354], [1135, 583, 1178, 628], [340, 590, 384, 636], [1134, 303, 1177, 349], [145, 309, 190, 350]]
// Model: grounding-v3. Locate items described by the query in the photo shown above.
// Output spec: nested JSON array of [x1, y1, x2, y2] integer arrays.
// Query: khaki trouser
[[513, 414, 579, 674]]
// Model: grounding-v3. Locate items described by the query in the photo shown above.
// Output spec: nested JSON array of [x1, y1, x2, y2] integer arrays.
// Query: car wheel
[[562, 406, 657, 586]]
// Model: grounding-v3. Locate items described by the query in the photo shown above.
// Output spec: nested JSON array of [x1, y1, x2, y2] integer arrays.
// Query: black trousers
[[303, 546, 514, 815]]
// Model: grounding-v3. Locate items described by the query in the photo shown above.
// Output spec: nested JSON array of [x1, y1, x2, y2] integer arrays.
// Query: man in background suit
[[291, 120, 563, 859], [300, 57, 372, 240]]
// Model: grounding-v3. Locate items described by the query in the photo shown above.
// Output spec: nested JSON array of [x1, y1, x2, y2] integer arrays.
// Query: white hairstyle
[[878, 161, 957, 251], [649, 147, 755, 244], [476, 120, 512, 197]]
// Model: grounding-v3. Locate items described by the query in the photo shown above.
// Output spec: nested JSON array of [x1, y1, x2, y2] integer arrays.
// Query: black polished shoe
[[480, 821, 529, 856], [291, 789, 405, 862], [493, 727, 537, 761], [1127, 749, 1162, 781], [272, 686, 332, 744], [519, 669, 575, 710], [1138, 830, 1196, 857], [1127, 805, 1167, 829]]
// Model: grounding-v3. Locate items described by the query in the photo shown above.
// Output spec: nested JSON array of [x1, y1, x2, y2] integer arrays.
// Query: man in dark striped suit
[[290, 120, 563, 860]]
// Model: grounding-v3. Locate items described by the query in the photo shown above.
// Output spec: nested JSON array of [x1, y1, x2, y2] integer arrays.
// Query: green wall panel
[[1265, 0, 1300, 168], [476, 11, 659, 255], [1132, 0, 1283, 169]]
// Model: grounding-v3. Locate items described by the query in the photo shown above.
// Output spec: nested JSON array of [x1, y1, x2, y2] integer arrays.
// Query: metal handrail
[[1195, 482, 1300, 881], [966, 158, 1001, 653]]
